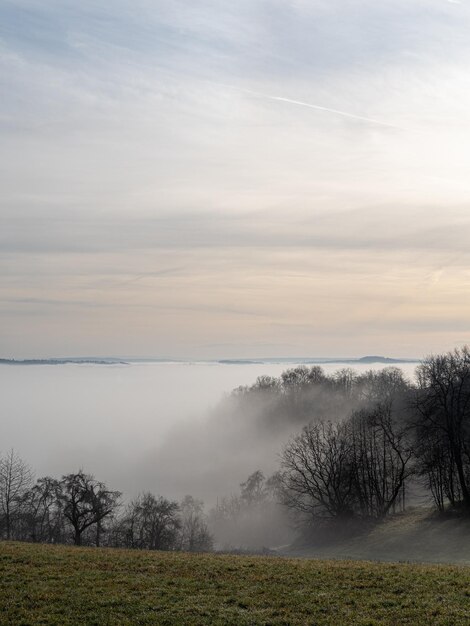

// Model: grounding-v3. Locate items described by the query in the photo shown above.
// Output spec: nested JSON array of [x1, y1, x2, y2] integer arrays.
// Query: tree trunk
[[453, 448, 470, 508], [5, 511, 10, 540]]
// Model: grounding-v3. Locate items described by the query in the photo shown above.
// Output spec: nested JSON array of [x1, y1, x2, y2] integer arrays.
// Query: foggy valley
[[0, 359, 417, 503], [2, 0, 470, 622], [3, 354, 467, 559]]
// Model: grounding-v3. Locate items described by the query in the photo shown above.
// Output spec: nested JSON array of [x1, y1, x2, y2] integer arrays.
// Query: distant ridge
[[356, 356, 413, 364], [0, 358, 128, 366], [218, 356, 418, 365], [218, 359, 264, 365], [0, 356, 419, 366]]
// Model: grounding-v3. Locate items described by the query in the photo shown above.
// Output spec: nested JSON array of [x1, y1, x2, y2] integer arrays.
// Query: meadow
[[0, 541, 469, 625]]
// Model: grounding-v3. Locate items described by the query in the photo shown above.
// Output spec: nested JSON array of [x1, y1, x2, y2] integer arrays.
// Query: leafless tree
[[20, 477, 64, 543], [414, 347, 470, 509], [281, 421, 356, 521], [280, 406, 413, 524], [240, 470, 267, 506], [0, 450, 33, 540], [178, 495, 213, 552], [58, 471, 121, 546], [415, 433, 453, 511], [350, 405, 413, 518], [121, 493, 180, 550]]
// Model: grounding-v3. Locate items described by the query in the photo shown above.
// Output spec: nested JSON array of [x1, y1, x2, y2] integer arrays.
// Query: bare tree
[[58, 471, 121, 546], [23, 477, 64, 543], [179, 495, 213, 552], [350, 405, 413, 519], [122, 493, 180, 551], [281, 406, 413, 525], [240, 471, 267, 506], [414, 347, 470, 510], [358, 367, 409, 407], [281, 421, 356, 521], [415, 433, 452, 512], [0, 450, 33, 540]]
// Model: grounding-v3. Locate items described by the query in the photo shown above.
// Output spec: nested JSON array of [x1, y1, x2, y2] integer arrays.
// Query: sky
[[1, 0, 470, 359]]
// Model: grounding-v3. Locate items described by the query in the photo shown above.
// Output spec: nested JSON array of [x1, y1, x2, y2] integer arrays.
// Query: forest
[[1, 347, 470, 552]]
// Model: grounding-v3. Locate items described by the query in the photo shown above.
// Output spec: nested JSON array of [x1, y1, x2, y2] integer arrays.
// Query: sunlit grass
[[0, 541, 469, 625]]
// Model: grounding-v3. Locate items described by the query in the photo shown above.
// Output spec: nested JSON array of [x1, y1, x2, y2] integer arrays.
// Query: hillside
[[284, 508, 470, 565], [0, 541, 469, 625]]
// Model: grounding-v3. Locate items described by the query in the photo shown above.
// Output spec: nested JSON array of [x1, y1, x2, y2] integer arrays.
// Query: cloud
[[2, 1, 470, 357]]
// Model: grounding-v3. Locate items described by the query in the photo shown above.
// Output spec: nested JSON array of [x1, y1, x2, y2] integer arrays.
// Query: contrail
[[264, 95, 403, 129], [221, 83, 404, 130]]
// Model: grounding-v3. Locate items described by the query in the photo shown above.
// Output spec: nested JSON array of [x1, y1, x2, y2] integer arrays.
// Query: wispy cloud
[[2, 1, 470, 357]]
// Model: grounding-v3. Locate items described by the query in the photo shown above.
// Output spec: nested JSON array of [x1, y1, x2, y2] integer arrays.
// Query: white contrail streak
[[219, 83, 404, 130], [264, 94, 403, 129]]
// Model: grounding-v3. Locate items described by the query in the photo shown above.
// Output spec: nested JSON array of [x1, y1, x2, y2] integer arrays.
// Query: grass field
[[285, 508, 470, 565], [0, 541, 469, 625]]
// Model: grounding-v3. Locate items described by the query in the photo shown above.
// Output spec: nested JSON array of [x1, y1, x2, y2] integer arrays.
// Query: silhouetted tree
[[58, 471, 121, 546], [414, 348, 470, 510], [281, 407, 413, 523], [350, 404, 413, 518], [178, 495, 213, 552], [0, 450, 33, 540], [121, 493, 180, 550], [240, 470, 267, 505], [21, 477, 64, 543], [281, 421, 356, 521]]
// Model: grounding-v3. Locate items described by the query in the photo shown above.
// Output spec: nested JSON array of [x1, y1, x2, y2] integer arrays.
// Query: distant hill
[[217, 356, 419, 365], [0, 358, 128, 366], [356, 355, 416, 364], [0, 355, 419, 366]]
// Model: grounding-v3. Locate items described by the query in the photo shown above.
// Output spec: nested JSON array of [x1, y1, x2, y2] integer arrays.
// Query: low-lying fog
[[0, 360, 418, 504]]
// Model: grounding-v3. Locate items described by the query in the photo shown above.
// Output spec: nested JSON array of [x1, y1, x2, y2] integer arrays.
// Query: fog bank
[[0, 361, 417, 503]]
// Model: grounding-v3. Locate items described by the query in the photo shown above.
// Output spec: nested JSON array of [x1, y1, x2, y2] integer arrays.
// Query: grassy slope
[[0, 541, 469, 625], [284, 508, 470, 565]]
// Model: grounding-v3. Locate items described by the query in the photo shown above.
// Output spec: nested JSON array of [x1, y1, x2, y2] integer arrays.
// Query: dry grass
[[0, 541, 469, 625]]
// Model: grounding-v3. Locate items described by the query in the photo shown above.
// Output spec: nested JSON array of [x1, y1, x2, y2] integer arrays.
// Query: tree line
[[0, 453, 212, 551], [229, 347, 470, 525], [2, 347, 470, 551]]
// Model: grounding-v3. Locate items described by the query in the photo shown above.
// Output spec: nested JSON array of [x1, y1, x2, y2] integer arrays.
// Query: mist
[[0, 360, 417, 507]]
